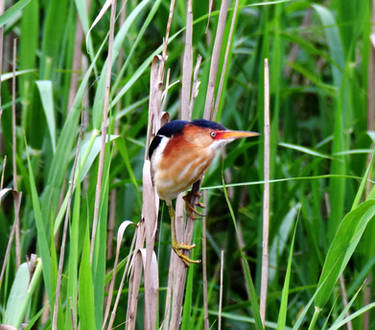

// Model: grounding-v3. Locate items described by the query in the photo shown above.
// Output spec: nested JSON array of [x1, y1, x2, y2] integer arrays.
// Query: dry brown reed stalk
[[363, 4, 375, 328], [189, 54, 202, 114], [165, 195, 191, 329], [107, 0, 127, 262], [143, 56, 163, 329], [339, 276, 353, 330], [163, 1, 198, 328], [164, 1, 231, 328], [371, 28, 375, 130], [0, 0, 4, 112], [67, 17, 85, 113], [107, 186, 116, 260], [0, 155, 6, 196], [0, 192, 22, 288], [202, 190, 209, 330], [11, 38, 21, 269], [260, 58, 270, 325], [126, 0, 175, 327], [213, 0, 239, 120], [52, 129, 82, 330], [90, 0, 117, 260], [218, 250, 224, 330], [163, 0, 175, 62], [69, 297, 76, 330], [181, 0, 193, 118], [203, 0, 230, 120], [108, 227, 137, 329], [103, 220, 134, 328], [205, 0, 213, 34], [0, 0, 9, 290], [126, 55, 165, 330]]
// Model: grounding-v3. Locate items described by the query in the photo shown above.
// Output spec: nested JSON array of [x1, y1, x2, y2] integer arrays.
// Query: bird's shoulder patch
[[148, 135, 162, 159]]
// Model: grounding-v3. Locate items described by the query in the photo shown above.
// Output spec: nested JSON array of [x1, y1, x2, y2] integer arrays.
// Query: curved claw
[[183, 192, 206, 219], [172, 241, 201, 267], [196, 201, 206, 209], [185, 202, 205, 219]]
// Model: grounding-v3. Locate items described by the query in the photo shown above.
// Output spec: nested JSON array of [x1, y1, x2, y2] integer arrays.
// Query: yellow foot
[[172, 241, 201, 267]]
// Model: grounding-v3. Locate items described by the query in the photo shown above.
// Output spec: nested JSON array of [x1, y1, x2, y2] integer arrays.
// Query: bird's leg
[[166, 200, 201, 267]]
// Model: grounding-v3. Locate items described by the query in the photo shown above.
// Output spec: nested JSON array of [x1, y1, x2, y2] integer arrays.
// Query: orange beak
[[215, 130, 260, 140]]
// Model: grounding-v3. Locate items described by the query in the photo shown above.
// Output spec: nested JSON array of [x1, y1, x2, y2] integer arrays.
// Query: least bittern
[[149, 119, 259, 266]]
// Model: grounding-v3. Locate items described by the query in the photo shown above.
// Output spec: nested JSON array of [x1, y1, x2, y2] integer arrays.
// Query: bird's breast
[[150, 135, 214, 200]]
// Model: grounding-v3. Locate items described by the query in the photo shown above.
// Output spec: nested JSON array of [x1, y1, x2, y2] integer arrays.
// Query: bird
[[148, 119, 259, 266]]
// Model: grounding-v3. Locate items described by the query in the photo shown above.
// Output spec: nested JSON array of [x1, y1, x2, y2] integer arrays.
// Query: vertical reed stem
[[203, 0, 230, 119], [12, 38, 21, 269], [202, 190, 209, 330], [90, 0, 117, 260], [364, 2, 375, 328], [260, 58, 270, 325]]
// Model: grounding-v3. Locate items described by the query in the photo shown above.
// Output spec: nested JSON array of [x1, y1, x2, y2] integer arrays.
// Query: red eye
[[210, 131, 216, 138]]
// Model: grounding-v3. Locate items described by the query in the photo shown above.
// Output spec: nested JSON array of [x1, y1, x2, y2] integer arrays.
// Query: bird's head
[[149, 119, 259, 160], [185, 119, 259, 152]]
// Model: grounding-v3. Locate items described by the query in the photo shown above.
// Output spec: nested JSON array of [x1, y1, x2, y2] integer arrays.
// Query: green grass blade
[[276, 220, 298, 329], [269, 204, 299, 282], [0, 0, 31, 27], [312, 4, 344, 84], [315, 200, 375, 308], [329, 284, 363, 329], [92, 0, 151, 128], [111, 0, 162, 94], [65, 176, 81, 329], [40, 0, 69, 78], [91, 148, 112, 328], [78, 222, 96, 330], [207, 310, 292, 329], [36, 81, 56, 152], [278, 142, 332, 159], [328, 303, 375, 330], [222, 176, 263, 330], [78, 133, 119, 181], [43, 38, 106, 222], [3, 262, 30, 327], [181, 222, 202, 329], [351, 150, 375, 210], [24, 135, 54, 303], [74, 0, 96, 70]]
